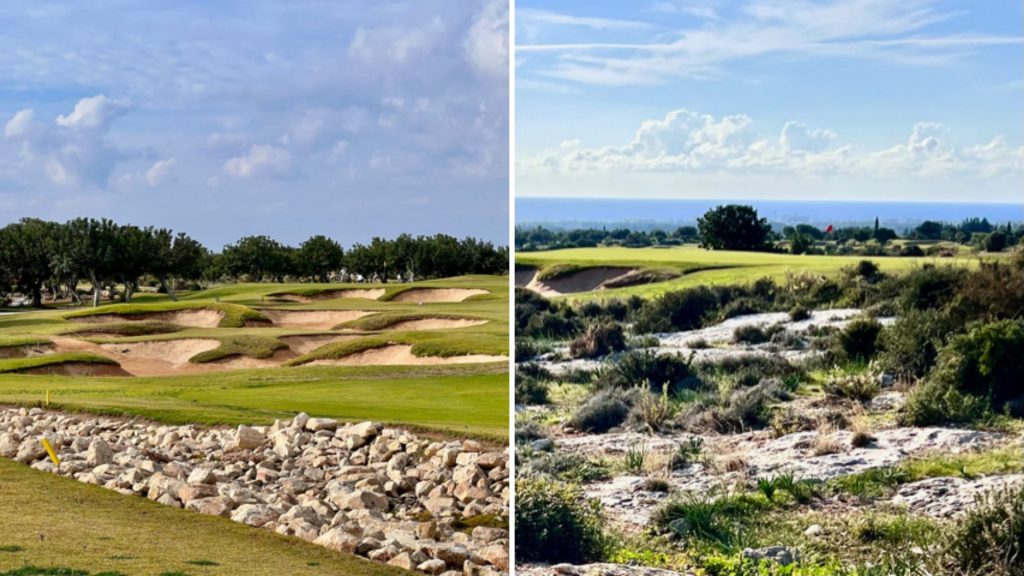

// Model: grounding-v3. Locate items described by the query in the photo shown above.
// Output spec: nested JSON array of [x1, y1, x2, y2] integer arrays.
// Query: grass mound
[[189, 336, 289, 363], [63, 321, 184, 337], [65, 302, 268, 328], [0, 353, 119, 374]]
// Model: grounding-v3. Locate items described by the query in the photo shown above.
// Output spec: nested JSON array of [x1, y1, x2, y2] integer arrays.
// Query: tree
[[914, 220, 944, 240], [296, 235, 344, 282], [0, 218, 58, 307], [790, 234, 814, 255], [984, 231, 1008, 253], [60, 218, 119, 307], [697, 205, 770, 251]]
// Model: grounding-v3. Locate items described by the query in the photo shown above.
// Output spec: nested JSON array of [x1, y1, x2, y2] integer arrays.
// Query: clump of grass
[[569, 389, 633, 433], [653, 489, 768, 547], [629, 383, 677, 433], [189, 335, 287, 363], [669, 437, 705, 470], [823, 369, 881, 402], [733, 324, 768, 345], [624, 442, 649, 474], [641, 477, 671, 493], [0, 544, 24, 552], [850, 428, 876, 448]]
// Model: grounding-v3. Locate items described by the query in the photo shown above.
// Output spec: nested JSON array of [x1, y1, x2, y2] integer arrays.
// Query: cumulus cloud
[[145, 158, 177, 186], [54, 95, 131, 131], [464, 0, 509, 79], [527, 108, 1023, 179], [223, 144, 293, 178], [3, 95, 128, 187]]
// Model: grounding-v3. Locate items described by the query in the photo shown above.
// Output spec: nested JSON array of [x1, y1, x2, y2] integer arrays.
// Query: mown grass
[[338, 312, 480, 331], [517, 244, 994, 300], [62, 321, 184, 337], [65, 302, 270, 328], [0, 458, 409, 576], [0, 336, 52, 349], [0, 363, 508, 439], [0, 353, 118, 373], [290, 330, 508, 364]]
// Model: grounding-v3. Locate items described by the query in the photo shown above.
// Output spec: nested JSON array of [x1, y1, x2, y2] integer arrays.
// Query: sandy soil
[[258, 309, 375, 330], [307, 344, 506, 366], [514, 267, 537, 287], [390, 288, 489, 303], [279, 334, 364, 355], [526, 267, 634, 297], [209, 348, 296, 369], [68, 309, 223, 328], [99, 339, 222, 366], [274, 288, 386, 302], [18, 362, 131, 377], [384, 318, 488, 331], [0, 343, 54, 359]]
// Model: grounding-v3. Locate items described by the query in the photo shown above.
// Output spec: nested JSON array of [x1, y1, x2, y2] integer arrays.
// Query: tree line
[[516, 205, 1023, 254], [0, 218, 507, 307]]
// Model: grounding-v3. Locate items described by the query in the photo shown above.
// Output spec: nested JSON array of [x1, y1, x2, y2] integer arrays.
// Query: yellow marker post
[[45, 390, 50, 407], [41, 438, 60, 466]]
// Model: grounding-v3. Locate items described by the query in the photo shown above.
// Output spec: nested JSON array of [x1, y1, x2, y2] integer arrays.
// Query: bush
[[595, 351, 695, 393], [945, 483, 1024, 576], [516, 476, 607, 563], [900, 378, 989, 426], [628, 384, 677, 433], [570, 389, 633, 433], [732, 324, 768, 345], [931, 320, 1024, 415], [900, 244, 925, 257], [684, 379, 784, 433], [634, 286, 721, 333], [897, 265, 967, 311], [525, 452, 611, 483], [823, 370, 881, 402], [837, 317, 883, 361], [789, 304, 811, 322], [516, 376, 549, 405], [570, 322, 626, 359], [653, 489, 768, 547], [876, 309, 952, 380]]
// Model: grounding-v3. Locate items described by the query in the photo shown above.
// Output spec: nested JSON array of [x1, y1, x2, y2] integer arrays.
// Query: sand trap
[[515, 267, 537, 287], [526, 267, 634, 297], [279, 334, 364, 355], [69, 309, 223, 329], [385, 318, 488, 331], [18, 362, 130, 377], [259, 309, 375, 330], [390, 288, 488, 303], [100, 339, 221, 366], [0, 343, 54, 359], [275, 289, 386, 303], [308, 344, 506, 367]]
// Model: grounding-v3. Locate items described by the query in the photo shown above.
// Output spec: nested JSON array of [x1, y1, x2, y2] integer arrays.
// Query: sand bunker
[[515, 267, 537, 287], [385, 318, 488, 331], [209, 348, 295, 370], [19, 362, 130, 377], [527, 267, 634, 297], [390, 289, 488, 303], [308, 344, 506, 367], [274, 289, 386, 303], [279, 334, 364, 355], [100, 339, 221, 366], [69, 309, 223, 329], [0, 343, 54, 359], [259, 309, 375, 330]]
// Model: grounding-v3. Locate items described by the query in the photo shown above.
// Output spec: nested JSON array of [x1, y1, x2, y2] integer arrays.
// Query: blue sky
[[0, 1, 508, 247], [516, 0, 1023, 203]]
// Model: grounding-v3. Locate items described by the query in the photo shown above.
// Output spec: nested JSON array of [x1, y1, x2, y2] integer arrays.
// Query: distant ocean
[[516, 198, 1024, 231]]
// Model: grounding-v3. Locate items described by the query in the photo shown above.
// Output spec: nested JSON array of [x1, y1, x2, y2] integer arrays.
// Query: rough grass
[[517, 244, 993, 300], [290, 331, 507, 365], [0, 459, 409, 576], [0, 353, 119, 373], [0, 336, 52, 349], [65, 302, 269, 328], [62, 321, 184, 337], [337, 312, 477, 331]]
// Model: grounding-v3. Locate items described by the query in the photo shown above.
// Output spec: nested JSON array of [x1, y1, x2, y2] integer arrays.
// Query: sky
[[516, 0, 1024, 204], [0, 1, 508, 248]]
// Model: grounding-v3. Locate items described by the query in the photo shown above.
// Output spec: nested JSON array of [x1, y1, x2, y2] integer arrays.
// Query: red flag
[[825, 224, 834, 233]]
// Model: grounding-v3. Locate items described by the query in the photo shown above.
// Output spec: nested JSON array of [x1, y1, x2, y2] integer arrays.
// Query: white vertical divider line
[[507, 0, 517, 571]]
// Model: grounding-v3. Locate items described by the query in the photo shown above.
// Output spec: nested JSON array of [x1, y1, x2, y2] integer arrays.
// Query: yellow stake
[[41, 438, 60, 466], [45, 389, 50, 407]]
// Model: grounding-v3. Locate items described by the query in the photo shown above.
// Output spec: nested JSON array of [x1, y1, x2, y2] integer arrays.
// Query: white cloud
[[464, 0, 509, 79], [223, 144, 293, 178], [519, 8, 651, 31], [145, 158, 177, 186], [348, 19, 446, 67], [54, 95, 131, 131], [527, 108, 1023, 180], [4, 109, 34, 139]]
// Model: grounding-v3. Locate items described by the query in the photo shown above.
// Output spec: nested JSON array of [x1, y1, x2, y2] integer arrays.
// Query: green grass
[[517, 244, 994, 299], [0, 336, 51, 349], [0, 275, 508, 438], [65, 302, 270, 328], [62, 321, 184, 337], [0, 458, 409, 576], [0, 353, 118, 373]]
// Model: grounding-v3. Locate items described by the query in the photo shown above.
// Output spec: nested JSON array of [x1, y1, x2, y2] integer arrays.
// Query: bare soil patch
[[308, 344, 506, 366], [390, 288, 488, 303]]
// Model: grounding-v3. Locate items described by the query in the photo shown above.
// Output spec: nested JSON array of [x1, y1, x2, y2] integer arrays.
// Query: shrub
[[570, 389, 633, 433], [653, 490, 767, 547], [789, 304, 811, 322], [516, 476, 607, 563], [516, 376, 549, 405], [570, 322, 626, 359], [945, 483, 1024, 576], [515, 339, 550, 362], [877, 309, 952, 380], [515, 421, 548, 445], [634, 286, 721, 333], [732, 324, 768, 345], [595, 351, 695, 393], [628, 384, 677, 433], [670, 437, 705, 470], [684, 379, 783, 433], [823, 370, 881, 402], [837, 317, 883, 362], [900, 378, 989, 426], [900, 244, 925, 257], [897, 265, 967, 312], [525, 452, 611, 483], [851, 260, 881, 280]]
